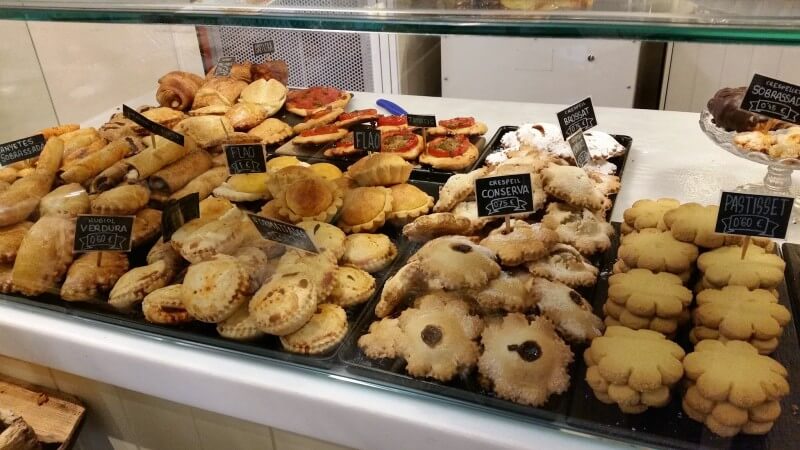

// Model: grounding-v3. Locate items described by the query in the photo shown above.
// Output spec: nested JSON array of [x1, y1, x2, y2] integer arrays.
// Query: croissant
[[206, 62, 252, 83], [192, 77, 248, 110], [156, 71, 204, 111], [251, 60, 289, 85], [148, 150, 213, 196], [169, 166, 228, 201], [126, 135, 189, 180]]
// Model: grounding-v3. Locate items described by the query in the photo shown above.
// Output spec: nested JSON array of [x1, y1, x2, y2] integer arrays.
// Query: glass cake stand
[[699, 108, 800, 205]]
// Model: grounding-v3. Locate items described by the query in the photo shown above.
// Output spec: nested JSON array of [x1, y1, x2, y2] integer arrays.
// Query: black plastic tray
[[339, 225, 800, 450]]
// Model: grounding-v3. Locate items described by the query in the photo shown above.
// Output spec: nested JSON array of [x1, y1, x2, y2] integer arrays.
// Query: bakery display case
[[1, 1, 800, 450]]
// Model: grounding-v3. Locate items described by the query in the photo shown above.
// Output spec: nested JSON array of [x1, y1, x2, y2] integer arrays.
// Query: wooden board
[[0, 374, 85, 449]]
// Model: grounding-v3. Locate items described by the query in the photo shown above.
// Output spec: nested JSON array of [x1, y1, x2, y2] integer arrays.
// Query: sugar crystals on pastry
[[410, 236, 500, 291], [541, 163, 607, 211], [419, 135, 479, 171], [528, 277, 604, 343], [527, 243, 598, 288], [480, 220, 558, 266], [542, 202, 615, 256]]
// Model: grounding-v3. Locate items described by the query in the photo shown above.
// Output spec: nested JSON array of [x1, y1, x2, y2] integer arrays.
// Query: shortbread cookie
[[433, 167, 488, 212], [683, 380, 782, 437], [410, 236, 501, 291], [527, 243, 598, 288], [217, 303, 266, 341], [662, 203, 726, 248], [541, 164, 606, 211], [612, 257, 691, 284], [688, 327, 782, 355], [479, 314, 572, 406], [341, 233, 397, 273], [358, 296, 483, 381], [542, 202, 614, 255], [607, 269, 692, 319], [401, 213, 473, 242], [618, 228, 699, 274], [603, 300, 682, 336], [296, 221, 346, 260], [622, 198, 680, 233], [472, 271, 535, 313], [697, 245, 785, 291], [280, 303, 348, 355], [528, 277, 604, 343], [327, 266, 376, 307], [479, 220, 558, 266], [584, 326, 685, 414]]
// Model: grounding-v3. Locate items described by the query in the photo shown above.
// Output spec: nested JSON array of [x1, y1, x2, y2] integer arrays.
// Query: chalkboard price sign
[[353, 125, 381, 152], [741, 74, 800, 125], [474, 174, 536, 217], [567, 130, 591, 168], [162, 192, 200, 242], [74, 215, 134, 253], [253, 40, 275, 57], [0, 134, 46, 166], [122, 105, 184, 146], [407, 114, 437, 128], [248, 214, 318, 253], [556, 97, 597, 139], [715, 191, 793, 239], [214, 56, 236, 77], [224, 144, 267, 174]]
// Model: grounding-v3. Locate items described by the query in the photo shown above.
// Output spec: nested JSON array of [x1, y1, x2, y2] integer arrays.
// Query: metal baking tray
[[339, 225, 800, 450]]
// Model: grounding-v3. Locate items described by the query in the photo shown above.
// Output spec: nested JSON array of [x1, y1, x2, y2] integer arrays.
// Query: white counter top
[[1, 92, 797, 450]]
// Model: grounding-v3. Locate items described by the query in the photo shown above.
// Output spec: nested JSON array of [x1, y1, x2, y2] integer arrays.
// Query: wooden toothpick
[[740, 236, 751, 260], [504, 215, 512, 234], [96, 252, 103, 267]]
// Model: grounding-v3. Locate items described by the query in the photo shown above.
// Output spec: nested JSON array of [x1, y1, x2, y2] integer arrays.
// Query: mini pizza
[[293, 106, 345, 133], [324, 132, 359, 157], [335, 109, 380, 128], [292, 125, 348, 145], [419, 135, 479, 171], [286, 87, 352, 117], [381, 129, 423, 160], [377, 115, 408, 132], [428, 117, 488, 136]]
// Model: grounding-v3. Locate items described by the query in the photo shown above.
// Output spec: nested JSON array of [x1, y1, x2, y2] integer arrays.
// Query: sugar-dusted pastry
[[293, 107, 344, 133], [586, 170, 621, 196], [542, 202, 614, 255], [276, 177, 343, 223], [662, 203, 726, 248], [401, 212, 473, 243], [60, 251, 128, 302], [528, 277, 604, 343], [0, 137, 63, 227], [450, 201, 496, 233], [39, 183, 90, 218], [148, 150, 213, 196], [248, 118, 293, 144], [697, 245, 784, 291], [472, 270, 535, 313], [182, 255, 250, 323], [375, 262, 424, 318], [621, 198, 680, 234], [427, 117, 488, 137], [142, 284, 192, 325], [280, 304, 348, 355], [11, 215, 74, 296], [337, 186, 393, 233], [296, 221, 346, 260], [327, 266, 376, 307], [479, 314, 572, 406], [217, 303, 265, 341], [174, 115, 234, 150], [341, 233, 397, 273], [359, 295, 483, 381], [285, 86, 351, 117], [334, 108, 380, 128], [380, 129, 424, 160], [0, 222, 32, 264], [214, 172, 272, 202], [60, 138, 132, 184], [386, 183, 433, 226], [108, 259, 173, 310], [192, 77, 248, 109], [411, 236, 500, 290], [480, 220, 558, 266], [433, 167, 488, 212], [172, 207, 248, 264], [347, 153, 412, 187], [527, 243, 598, 288], [169, 166, 228, 201], [585, 326, 685, 414], [541, 164, 606, 211], [91, 183, 149, 215], [618, 228, 699, 275], [156, 71, 204, 111], [125, 136, 189, 181], [250, 270, 320, 336], [419, 135, 479, 171]]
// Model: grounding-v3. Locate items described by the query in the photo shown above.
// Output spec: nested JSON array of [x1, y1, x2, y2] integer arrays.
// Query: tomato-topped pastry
[[376, 115, 408, 132], [286, 87, 352, 117], [428, 116, 488, 137], [292, 124, 347, 145], [324, 132, 358, 157], [419, 135, 479, 170], [381, 129, 423, 160], [335, 108, 380, 128], [293, 106, 345, 133]]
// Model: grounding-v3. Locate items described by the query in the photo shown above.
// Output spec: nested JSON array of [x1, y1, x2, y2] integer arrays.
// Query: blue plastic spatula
[[376, 99, 408, 116]]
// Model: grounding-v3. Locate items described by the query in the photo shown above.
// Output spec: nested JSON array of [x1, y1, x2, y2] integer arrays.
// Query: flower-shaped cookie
[[618, 228, 698, 274], [693, 286, 790, 345], [358, 296, 483, 381], [697, 245, 785, 290], [621, 198, 680, 234], [411, 236, 501, 291], [542, 202, 615, 255], [662, 203, 726, 248], [607, 269, 691, 319], [682, 381, 783, 437], [479, 314, 573, 406], [603, 300, 684, 336], [480, 220, 558, 266], [528, 277, 604, 343], [527, 243, 598, 288]]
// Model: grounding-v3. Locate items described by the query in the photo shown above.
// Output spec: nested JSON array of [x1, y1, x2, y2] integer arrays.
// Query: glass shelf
[[3, 0, 800, 44]]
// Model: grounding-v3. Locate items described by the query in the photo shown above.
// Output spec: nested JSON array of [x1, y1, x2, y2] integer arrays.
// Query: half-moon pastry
[[169, 166, 228, 201], [39, 183, 90, 217], [91, 184, 150, 215], [61, 251, 129, 302], [12, 215, 75, 296]]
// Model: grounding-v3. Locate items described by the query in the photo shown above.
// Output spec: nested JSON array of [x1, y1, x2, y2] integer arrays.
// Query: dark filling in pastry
[[161, 306, 186, 314], [568, 290, 583, 305], [314, 223, 321, 233], [421, 324, 443, 347], [451, 243, 473, 253], [508, 340, 542, 362]]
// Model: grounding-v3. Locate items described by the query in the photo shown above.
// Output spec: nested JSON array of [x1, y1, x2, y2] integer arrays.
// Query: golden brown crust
[[182, 255, 250, 323], [280, 304, 348, 354], [337, 186, 393, 233], [0, 222, 32, 264], [142, 284, 192, 325], [60, 251, 129, 302], [480, 220, 558, 266], [90, 183, 150, 215], [11, 215, 74, 296], [347, 153, 413, 187], [418, 142, 479, 171]]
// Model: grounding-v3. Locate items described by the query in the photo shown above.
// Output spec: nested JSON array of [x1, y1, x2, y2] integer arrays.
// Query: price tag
[[715, 191, 793, 239], [741, 74, 800, 125], [566, 130, 591, 168], [474, 174, 536, 217], [556, 97, 597, 139], [74, 215, 134, 253], [162, 192, 200, 242], [353, 125, 381, 152], [122, 105, 184, 146], [214, 56, 236, 77], [247, 214, 318, 253], [407, 114, 437, 128], [224, 144, 267, 174], [0, 134, 46, 166], [253, 40, 275, 57]]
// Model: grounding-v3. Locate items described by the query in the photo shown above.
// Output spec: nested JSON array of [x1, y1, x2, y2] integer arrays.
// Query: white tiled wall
[[0, 354, 355, 450]]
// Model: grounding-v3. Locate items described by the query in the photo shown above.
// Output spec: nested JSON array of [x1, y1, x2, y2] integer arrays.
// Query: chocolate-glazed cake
[[707, 86, 786, 132]]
